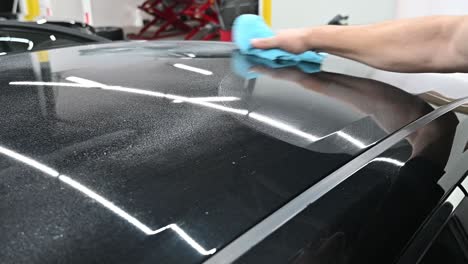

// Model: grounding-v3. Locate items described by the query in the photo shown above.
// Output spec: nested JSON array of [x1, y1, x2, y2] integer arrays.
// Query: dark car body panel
[[0, 41, 467, 264], [37, 20, 97, 35], [237, 110, 463, 264], [0, 20, 108, 55], [418, 193, 468, 264]]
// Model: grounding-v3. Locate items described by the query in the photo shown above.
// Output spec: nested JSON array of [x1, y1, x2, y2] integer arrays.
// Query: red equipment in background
[[129, 0, 223, 41], [183, 0, 220, 40]]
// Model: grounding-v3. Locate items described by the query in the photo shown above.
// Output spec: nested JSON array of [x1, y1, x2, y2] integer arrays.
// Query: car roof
[[0, 41, 464, 263]]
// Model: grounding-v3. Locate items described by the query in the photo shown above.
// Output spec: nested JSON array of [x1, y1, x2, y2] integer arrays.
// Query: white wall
[[48, 0, 83, 22], [90, 0, 143, 27], [396, 0, 468, 18], [47, 0, 142, 27], [271, 0, 396, 29], [43, 0, 468, 29], [270, 0, 468, 30]]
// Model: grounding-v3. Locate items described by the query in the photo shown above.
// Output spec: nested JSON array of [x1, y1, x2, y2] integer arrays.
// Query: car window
[[419, 198, 468, 264], [0, 28, 96, 55]]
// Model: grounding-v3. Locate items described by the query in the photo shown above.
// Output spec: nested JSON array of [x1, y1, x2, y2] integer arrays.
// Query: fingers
[[251, 37, 278, 49]]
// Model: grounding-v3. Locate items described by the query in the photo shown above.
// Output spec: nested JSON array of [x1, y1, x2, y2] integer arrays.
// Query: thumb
[[251, 37, 278, 49]]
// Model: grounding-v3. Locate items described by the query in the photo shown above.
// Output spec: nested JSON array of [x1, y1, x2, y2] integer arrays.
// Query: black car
[[39, 20, 125, 41], [0, 20, 108, 55], [0, 41, 468, 264]]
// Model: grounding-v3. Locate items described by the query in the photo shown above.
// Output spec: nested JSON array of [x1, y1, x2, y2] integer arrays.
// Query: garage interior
[[2, 1, 468, 264], [2, 0, 467, 107], [4, 1, 468, 36]]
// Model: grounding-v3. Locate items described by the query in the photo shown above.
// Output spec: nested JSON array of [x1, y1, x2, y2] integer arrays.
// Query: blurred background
[[1, 0, 468, 42]]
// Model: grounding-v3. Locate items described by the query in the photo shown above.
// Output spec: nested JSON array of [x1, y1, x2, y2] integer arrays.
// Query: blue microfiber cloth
[[233, 14, 325, 64], [232, 52, 321, 80]]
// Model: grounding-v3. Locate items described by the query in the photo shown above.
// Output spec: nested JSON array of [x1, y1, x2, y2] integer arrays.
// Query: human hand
[[251, 28, 311, 54]]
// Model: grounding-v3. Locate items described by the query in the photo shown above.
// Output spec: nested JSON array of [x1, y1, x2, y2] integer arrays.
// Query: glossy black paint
[[419, 196, 468, 264], [0, 41, 465, 264], [237, 109, 464, 264], [39, 21, 97, 35]]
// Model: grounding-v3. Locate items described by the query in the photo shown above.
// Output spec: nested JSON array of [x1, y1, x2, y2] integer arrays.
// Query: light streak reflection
[[371, 157, 405, 167], [0, 145, 216, 255], [0, 37, 34, 50], [173, 63, 213, 75], [336, 131, 367, 149], [0, 145, 59, 177], [59, 175, 217, 255], [248, 112, 320, 142], [172, 97, 240, 103], [36, 19, 47, 24], [10, 81, 91, 87], [10, 77, 367, 149]]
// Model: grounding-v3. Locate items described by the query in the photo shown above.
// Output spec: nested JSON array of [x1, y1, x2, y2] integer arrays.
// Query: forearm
[[305, 16, 468, 72]]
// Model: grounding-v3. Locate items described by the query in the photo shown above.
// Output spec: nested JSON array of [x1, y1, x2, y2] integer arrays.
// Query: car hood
[[0, 41, 435, 263]]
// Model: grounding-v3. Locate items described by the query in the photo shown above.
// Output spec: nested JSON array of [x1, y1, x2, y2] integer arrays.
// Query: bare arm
[[252, 16, 468, 73]]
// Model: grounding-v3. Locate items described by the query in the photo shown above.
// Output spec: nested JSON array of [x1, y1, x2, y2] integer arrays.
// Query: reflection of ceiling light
[[12, 79, 247, 116], [0, 145, 59, 177], [11, 77, 368, 148], [0, 144, 216, 256], [0, 37, 34, 50], [189, 97, 240, 102], [10, 81, 91, 87], [59, 175, 153, 233], [172, 97, 239, 103], [50, 35, 56, 41], [164, 224, 216, 255], [372, 157, 405, 167], [168, 94, 248, 115], [0, 52, 6, 56], [336, 131, 366, 149], [66, 76, 106, 87], [247, 114, 367, 148], [248, 112, 320, 142], [66, 77, 247, 115], [173, 63, 213, 75], [59, 175, 217, 255], [36, 18, 47, 24]]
